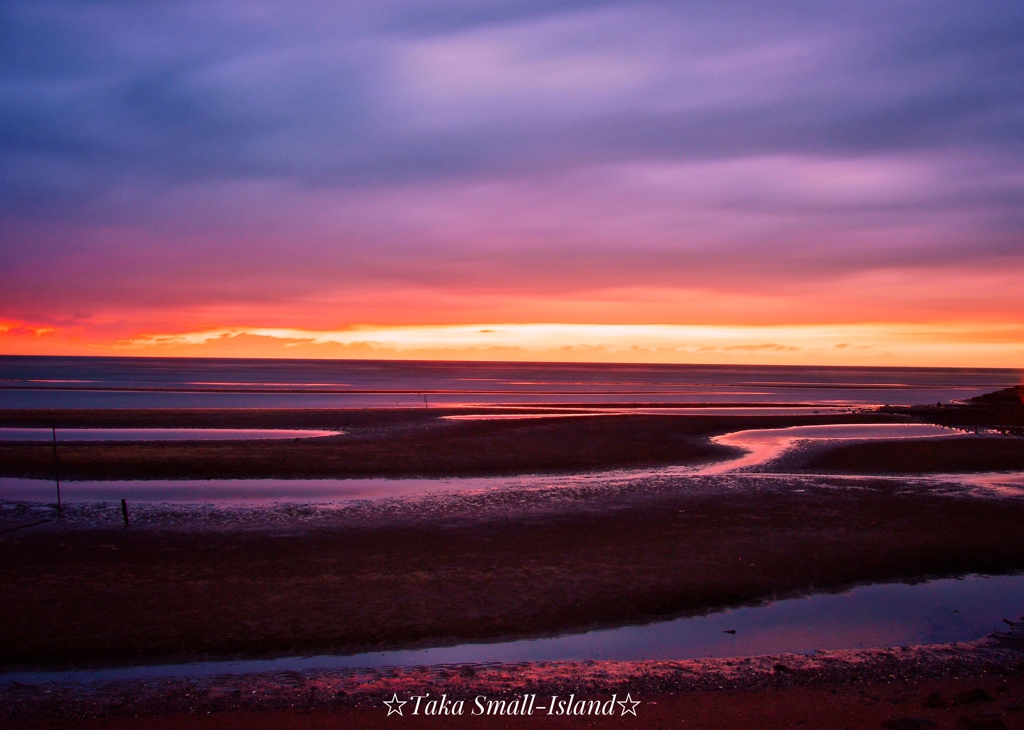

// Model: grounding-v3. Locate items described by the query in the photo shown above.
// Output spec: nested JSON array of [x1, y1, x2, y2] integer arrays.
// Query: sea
[[0, 356, 1019, 409]]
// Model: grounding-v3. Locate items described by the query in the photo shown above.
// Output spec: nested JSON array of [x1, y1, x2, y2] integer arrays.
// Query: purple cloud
[[1, 0, 1022, 324]]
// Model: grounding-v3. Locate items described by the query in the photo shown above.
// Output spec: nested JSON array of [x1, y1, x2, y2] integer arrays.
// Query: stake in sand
[[51, 421, 61, 518]]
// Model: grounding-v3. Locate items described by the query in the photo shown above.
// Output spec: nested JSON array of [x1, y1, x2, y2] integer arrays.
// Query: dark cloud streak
[[3, 1, 1022, 188]]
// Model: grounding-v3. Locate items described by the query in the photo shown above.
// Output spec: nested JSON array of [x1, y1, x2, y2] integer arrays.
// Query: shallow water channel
[[1, 422, 990, 504], [0, 428, 340, 441], [2, 573, 1021, 685], [702, 422, 962, 474]]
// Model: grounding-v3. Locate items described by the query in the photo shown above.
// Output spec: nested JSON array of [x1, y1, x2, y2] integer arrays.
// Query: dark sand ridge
[[0, 404, 847, 429], [3, 407, 1023, 480], [793, 436, 1024, 474], [890, 385, 1024, 435], [0, 410, 911, 480], [789, 386, 1024, 474], [3, 474, 1024, 670]]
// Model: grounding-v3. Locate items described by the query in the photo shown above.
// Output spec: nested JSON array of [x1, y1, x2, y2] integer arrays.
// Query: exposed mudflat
[[0, 409, 905, 480], [2, 395, 1022, 727], [4, 469, 1024, 671], [4, 627, 1024, 728]]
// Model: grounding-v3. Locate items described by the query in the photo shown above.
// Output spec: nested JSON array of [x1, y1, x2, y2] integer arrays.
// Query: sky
[[2, 1, 1023, 366]]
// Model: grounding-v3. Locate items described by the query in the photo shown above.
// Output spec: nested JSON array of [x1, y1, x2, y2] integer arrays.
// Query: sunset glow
[[2, 2, 1022, 367], [2, 320, 1021, 368]]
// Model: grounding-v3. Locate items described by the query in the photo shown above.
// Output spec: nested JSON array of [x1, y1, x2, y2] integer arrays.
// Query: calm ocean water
[[0, 356, 1019, 408]]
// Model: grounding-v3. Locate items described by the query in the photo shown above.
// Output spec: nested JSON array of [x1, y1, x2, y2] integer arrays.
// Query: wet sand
[[888, 385, 1024, 434], [5, 629, 1024, 728], [4, 476, 1024, 669], [795, 388, 1024, 473], [0, 409, 903, 480], [2, 391, 1023, 727], [797, 436, 1024, 473]]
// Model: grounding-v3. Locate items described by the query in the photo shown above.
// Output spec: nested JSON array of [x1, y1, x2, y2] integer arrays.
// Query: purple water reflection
[[442, 406, 857, 420], [3, 573, 1021, 684], [0, 428, 340, 442], [703, 423, 962, 474], [1, 358, 1017, 408]]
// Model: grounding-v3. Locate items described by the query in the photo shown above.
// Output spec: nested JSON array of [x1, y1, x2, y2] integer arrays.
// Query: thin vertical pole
[[51, 421, 62, 518], [121, 499, 129, 528], [423, 394, 428, 409]]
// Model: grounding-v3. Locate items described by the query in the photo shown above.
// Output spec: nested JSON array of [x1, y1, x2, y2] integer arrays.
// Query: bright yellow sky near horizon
[[3, 320, 1023, 370]]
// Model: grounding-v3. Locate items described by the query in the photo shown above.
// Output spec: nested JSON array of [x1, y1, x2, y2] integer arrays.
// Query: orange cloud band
[[3, 320, 1022, 369]]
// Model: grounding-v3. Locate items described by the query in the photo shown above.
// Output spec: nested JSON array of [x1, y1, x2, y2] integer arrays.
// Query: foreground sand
[[6, 629, 1024, 728], [3, 473, 1024, 668], [27, 682, 1023, 730], [17, 683, 1024, 730]]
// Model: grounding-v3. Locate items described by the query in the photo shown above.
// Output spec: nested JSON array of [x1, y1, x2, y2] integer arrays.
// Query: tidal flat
[[1, 387, 1023, 727]]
